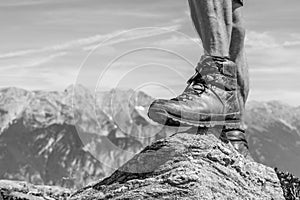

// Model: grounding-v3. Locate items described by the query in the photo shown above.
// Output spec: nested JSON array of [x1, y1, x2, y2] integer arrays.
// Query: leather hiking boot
[[148, 55, 242, 129], [219, 129, 253, 160]]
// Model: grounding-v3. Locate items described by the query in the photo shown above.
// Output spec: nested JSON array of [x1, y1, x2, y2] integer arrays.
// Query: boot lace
[[173, 71, 225, 109]]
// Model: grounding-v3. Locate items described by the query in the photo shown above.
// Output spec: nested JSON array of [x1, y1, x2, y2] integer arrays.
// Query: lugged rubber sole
[[148, 108, 241, 129]]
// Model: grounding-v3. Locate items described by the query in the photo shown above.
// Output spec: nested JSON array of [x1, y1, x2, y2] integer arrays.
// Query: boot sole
[[148, 108, 241, 129]]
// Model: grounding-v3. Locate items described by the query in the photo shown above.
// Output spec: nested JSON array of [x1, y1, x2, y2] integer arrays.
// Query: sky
[[0, 0, 300, 106]]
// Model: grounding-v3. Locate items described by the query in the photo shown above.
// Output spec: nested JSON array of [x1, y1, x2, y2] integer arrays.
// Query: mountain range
[[0, 85, 299, 188]]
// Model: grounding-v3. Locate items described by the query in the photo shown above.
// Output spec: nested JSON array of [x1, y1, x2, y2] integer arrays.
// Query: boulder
[[70, 128, 285, 200]]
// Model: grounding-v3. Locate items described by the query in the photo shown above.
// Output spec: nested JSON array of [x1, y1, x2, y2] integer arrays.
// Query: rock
[[70, 128, 285, 200], [0, 179, 71, 200], [275, 168, 300, 200]]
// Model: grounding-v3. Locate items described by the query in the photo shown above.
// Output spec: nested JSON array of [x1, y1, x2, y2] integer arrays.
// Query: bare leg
[[188, 0, 233, 57], [229, 3, 249, 131], [230, 3, 249, 103], [189, 0, 249, 109]]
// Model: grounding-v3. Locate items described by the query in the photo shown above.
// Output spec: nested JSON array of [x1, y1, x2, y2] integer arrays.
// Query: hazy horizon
[[0, 84, 299, 108]]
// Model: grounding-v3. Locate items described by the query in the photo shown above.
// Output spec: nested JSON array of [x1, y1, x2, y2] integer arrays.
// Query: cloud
[[154, 35, 201, 47], [245, 31, 279, 49], [0, 52, 67, 71], [248, 90, 300, 106], [0, 25, 181, 58], [283, 41, 300, 47], [103, 10, 167, 18], [245, 31, 300, 49], [243, 30, 300, 106], [0, 0, 44, 7], [0, 33, 117, 59], [250, 67, 297, 74], [82, 25, 182, 51]]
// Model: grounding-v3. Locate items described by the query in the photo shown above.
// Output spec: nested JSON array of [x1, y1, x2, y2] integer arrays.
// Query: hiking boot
[[148, 55, 242, 129], [219, 129, 253, 160]]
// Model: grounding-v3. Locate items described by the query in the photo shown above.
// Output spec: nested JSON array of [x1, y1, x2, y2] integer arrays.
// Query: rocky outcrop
[[70, 129, 285, 200], [275, 168, 300, 200], [0, 180, 71, 200]]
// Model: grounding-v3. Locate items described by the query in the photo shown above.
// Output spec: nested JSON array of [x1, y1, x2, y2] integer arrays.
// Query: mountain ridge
[[0, 85, 300, 188]]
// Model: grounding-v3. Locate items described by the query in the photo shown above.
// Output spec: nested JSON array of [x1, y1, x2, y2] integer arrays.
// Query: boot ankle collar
[[196, 55, 237, 78]]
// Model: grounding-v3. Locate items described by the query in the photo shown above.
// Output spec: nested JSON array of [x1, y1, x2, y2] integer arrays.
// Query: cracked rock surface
[[70, 129, 285, 200]]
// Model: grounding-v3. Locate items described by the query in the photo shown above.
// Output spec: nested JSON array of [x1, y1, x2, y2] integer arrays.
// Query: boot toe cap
[[147, 99, 180, 126]]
